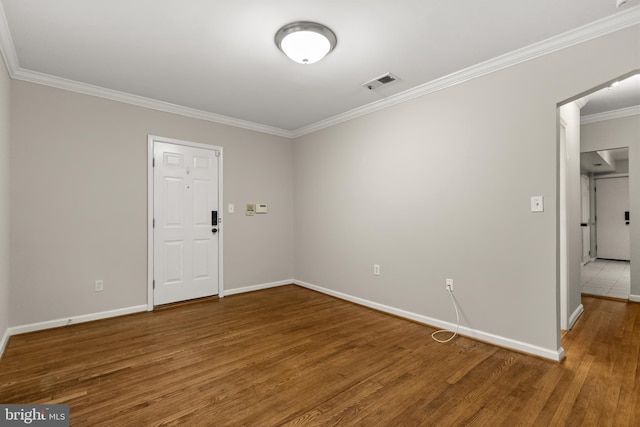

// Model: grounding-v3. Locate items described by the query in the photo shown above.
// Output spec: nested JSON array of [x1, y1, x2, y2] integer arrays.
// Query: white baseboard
[[568, 304, 584, 329], [2, 279, 294, 358], [2, 280, 567, 362], [294, 279, 564, 361], [0, 280, 291, 359], [7, 305, 148, 336], [224, 279, 293, 296], [0, 327, 9, 360], [629, 294, 640, 303]]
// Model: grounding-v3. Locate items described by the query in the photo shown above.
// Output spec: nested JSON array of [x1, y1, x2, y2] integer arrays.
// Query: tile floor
[[581, 259, 630, 299]]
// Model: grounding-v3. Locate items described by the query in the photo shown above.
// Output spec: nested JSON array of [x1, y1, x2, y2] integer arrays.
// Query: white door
[[580, 174, 591, 264], [595, 176, 629, 261], [153, 141, 220, 305]]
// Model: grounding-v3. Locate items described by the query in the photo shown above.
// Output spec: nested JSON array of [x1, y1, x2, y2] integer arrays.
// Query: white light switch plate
[[531, 196, 544, 212]]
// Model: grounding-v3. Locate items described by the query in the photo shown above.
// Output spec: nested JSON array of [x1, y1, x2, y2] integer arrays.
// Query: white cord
[[431, 287, 460, 343]]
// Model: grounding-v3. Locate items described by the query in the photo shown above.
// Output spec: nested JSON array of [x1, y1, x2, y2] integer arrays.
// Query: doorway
[[557, 71, 638, 335], [579, 147, 630, 300], [147, 135, 224, 309]]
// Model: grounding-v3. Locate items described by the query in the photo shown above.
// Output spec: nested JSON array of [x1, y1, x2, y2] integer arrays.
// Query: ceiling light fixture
[[275, 21, 337, 64]]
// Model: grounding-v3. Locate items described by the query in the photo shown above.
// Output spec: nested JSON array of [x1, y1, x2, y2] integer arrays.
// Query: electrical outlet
[[530, 196, 544, 212], [95, 280, 104, 292], [446, 278, 454, 291], [373, 264, 380, 276]]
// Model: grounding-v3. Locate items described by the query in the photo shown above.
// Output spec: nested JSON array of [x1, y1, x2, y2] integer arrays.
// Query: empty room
[[1, 1, 639, 425]]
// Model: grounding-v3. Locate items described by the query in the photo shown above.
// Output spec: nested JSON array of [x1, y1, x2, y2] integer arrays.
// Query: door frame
[[147, 135, 224, 311], [558, 118, 568, 330]]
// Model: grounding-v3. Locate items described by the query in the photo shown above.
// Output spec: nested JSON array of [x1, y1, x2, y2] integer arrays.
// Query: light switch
[[531, 196, 544, 212], [228, 203, 235, 214]]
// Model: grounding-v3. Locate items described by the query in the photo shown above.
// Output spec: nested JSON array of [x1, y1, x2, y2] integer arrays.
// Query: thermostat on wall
[[256, 204, 268, 214]]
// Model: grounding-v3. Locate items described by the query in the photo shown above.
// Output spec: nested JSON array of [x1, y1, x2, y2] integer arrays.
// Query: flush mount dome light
[[275, 21, 337, 64]]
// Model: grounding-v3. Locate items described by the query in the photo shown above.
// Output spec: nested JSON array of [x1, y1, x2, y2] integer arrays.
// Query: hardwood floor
[[1, 285, 639, 426]]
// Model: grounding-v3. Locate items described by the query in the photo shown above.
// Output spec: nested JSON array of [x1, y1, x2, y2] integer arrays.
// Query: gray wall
[[0, 52, 10, 346], [10, 81, 294, 326], [581, 114, 640, 298], [294, 25, 639, 353]]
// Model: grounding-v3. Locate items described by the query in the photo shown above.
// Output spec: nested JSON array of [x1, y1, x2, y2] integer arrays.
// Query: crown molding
[[0, 4, 638, 139], [292, 7, 640, 137], [581, 105, 640, 124], [11, 68, 295, 138], [0, 0, 294, 138]]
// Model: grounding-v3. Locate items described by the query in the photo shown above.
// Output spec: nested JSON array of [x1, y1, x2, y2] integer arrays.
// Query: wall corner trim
[[293, 280, 564, 361], [629, 294, 640, 303]]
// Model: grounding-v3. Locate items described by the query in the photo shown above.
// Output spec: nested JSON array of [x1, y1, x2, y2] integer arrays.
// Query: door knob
[[212, 228, 218, 234]]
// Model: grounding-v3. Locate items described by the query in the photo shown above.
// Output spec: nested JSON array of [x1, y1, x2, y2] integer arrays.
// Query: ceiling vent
[[363, 73, 398, 90]]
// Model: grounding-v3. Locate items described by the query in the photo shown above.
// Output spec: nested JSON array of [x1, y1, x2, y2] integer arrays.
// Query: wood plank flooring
[[1, 285, 639, 426]]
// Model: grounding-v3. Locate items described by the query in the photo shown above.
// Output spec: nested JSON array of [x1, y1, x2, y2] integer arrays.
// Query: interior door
[[595, 176, 629, 261], [153, 141, 220, 305]]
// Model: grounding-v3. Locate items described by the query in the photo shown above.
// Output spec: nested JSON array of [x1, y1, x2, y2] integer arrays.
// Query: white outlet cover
[[228, 203, 234, 213], [531, 196, 544, 212], [373, 264, 380, 276]]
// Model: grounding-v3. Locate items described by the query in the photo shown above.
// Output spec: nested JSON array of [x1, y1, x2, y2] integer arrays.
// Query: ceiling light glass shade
[[275, 22, 337, 64], [281, 31, 330, 64]]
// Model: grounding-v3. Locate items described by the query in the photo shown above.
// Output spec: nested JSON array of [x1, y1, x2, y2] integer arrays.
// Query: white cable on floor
[[431, 287, 460, 343]]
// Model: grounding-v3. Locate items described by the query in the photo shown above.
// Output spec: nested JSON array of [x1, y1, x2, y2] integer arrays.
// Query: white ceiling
[[1, 0, 639, 135]]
